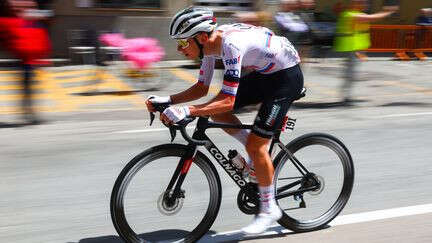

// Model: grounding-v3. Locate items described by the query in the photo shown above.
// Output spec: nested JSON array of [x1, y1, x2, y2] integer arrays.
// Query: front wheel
[[273, 133, 354, 232], [111, 144, 222, 243]]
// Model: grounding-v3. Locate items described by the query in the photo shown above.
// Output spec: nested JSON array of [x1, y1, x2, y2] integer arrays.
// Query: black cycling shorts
[[233, 64, 304, 138]]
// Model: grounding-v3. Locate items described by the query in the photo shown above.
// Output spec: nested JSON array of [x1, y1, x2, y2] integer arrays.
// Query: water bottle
[[228, 149, 246, 170], [228, 150, 257, 183]]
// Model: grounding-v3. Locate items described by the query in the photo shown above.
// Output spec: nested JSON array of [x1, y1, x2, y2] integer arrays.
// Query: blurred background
[[1, 0, 431, 60], [1, 1, 432, 243]]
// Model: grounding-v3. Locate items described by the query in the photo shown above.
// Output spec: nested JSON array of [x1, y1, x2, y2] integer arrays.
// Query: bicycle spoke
[[273, 134, 354, 232], [111, 145, 221, 243]]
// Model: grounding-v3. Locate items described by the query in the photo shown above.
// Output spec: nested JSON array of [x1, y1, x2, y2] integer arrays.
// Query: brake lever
[[149, 112, 155, 126], [149, 103, 170, 126], [169, 126, 177, 142]]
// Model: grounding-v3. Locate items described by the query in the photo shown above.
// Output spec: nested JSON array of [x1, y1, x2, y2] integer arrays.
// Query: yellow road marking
[[41, 70, 80, 112], [97, 71, 147, 107], [0, 69, 148, 114], [0, 85, 44, 91], [53, 75, 100, 83], [169, 68, 220, 94], [0, 93, 49, 101], [0, 70, 19, 74], [50, 69, 98, 78], [0, 76, 21, 82]]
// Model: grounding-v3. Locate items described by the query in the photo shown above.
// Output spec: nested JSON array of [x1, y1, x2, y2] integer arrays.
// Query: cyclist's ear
[[196, 32, 209, 44]]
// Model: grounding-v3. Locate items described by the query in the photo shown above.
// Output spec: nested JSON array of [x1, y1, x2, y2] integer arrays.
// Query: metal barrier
[[366, 25, 432, 60]]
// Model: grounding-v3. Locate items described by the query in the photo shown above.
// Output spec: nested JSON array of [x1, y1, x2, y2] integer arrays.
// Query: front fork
[[164, 144, 197, 205]]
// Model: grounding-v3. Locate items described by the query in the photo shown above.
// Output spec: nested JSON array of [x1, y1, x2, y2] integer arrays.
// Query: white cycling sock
[[259, 184, 278, 214]]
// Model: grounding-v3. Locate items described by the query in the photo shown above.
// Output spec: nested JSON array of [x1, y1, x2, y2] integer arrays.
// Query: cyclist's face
[[177, 38, 199, 59]]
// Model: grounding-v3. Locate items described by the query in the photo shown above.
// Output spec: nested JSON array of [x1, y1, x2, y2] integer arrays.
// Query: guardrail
[[366, 25, 432, 60]]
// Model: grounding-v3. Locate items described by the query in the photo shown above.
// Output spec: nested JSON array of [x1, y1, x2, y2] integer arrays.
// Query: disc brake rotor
[[307, 175, 325, 196], [157, 190, 184, 216]]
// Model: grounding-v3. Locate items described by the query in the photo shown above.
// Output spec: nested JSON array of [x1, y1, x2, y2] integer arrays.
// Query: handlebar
[[149, 103, 209, 146]]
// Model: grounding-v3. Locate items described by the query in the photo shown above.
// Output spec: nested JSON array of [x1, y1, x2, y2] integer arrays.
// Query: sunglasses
[[177, 39, 190, 49]]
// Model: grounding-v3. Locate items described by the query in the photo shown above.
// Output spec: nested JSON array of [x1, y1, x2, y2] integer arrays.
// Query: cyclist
[[146, 6, 304, 234]]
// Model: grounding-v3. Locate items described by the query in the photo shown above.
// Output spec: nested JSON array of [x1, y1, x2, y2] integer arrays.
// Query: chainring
[[237, 184, 260, 215]]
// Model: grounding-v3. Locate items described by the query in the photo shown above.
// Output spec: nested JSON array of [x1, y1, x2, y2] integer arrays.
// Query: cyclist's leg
[[210, 112, 242, 135], [242, 65, 304, 234], [210, 71, 263, 145]]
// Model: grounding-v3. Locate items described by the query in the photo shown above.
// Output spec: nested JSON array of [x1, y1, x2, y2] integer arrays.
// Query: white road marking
[[202, 203, 432, 242], [112, 127, 180, 134], [112, 115, 256, 134], [330, 203, 432, 225]]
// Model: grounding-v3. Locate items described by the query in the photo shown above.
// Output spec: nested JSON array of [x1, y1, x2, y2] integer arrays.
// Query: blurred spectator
[[233, 11, 272, 27], [274, 0, 337, 60], [333, 0, 398, 105], [415, 8, 432, 56], [274, 0, 310, 47], [332, 1, 345, 17], [416, 8, 432, 26], [0, 0, 52, 124]]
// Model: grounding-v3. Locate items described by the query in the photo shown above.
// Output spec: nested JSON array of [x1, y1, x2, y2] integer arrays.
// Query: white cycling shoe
[[241, 207, 282, 235]]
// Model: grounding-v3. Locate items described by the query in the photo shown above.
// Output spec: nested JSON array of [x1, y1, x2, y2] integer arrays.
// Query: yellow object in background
[[334, 10, 371, 52]]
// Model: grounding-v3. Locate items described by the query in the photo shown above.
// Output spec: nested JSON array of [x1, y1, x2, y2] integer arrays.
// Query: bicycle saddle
[[295, 87, 307, 101]]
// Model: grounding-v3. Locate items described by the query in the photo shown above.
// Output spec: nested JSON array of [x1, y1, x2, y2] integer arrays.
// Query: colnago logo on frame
[[209, 147, 246, 186]]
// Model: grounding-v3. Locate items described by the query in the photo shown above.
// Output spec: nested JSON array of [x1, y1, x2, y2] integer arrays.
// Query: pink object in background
[[99, 33, 125, 47], [99, 33, 165, 69]]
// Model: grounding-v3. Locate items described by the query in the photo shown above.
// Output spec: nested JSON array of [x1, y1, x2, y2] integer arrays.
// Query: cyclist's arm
[[189, 92, 235, 116], [170, 83, 209, 104], [353, 9, 396, 23], [189, 37, 243, 116]]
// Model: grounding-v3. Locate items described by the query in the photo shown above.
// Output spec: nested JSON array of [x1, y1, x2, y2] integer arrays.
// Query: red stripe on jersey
[[223, 80, 239, 87], [199, 70, 204, 75]]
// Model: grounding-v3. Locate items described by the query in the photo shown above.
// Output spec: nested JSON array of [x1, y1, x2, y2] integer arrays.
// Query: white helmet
[[169, 6, 217, 39]]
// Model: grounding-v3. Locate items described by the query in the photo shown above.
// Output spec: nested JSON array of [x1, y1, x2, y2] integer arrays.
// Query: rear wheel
[[111, 144, 222, 243], [273, 133, 354, 232]]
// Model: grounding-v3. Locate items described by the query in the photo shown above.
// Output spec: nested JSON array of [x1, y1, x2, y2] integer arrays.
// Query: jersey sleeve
[[197, 56, 215, 86], [221, 39, 243, 97]]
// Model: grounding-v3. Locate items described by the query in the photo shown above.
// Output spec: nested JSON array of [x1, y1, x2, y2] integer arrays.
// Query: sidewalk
[[1, 57, 431, 122]]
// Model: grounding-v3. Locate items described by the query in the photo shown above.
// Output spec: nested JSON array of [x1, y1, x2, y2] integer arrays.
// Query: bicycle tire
[[111, 144, 222, 243], [273, 133, 354, 232]]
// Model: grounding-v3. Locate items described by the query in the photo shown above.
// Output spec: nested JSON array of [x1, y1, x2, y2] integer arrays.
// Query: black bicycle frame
[[166, 116, 317, 202]]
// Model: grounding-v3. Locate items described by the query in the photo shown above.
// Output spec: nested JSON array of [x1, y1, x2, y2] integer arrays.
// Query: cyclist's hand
[[161, 106, 190, 125], [146, 95, 171, 112]]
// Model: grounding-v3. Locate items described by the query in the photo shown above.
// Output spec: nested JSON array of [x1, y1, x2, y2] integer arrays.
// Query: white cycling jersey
[[198, 23, 300, 97]]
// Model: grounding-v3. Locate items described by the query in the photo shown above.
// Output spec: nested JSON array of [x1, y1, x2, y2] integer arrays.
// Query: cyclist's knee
[[246, 133, 270, 155]]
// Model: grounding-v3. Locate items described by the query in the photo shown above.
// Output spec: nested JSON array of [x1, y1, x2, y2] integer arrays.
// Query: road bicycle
[[110, 89, 355, 243]]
